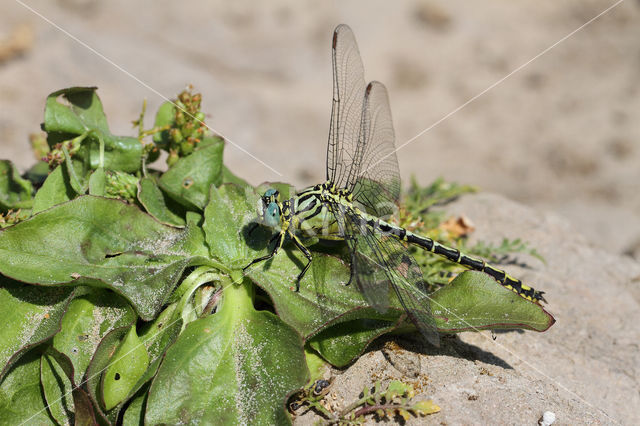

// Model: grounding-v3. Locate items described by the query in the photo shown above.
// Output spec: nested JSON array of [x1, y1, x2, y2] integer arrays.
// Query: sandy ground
[[1, 1, 639, 424], [293, 194, 640, 425]]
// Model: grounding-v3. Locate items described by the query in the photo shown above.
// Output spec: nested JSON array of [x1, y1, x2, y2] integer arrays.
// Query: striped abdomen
[[404, 231, 545, 303]]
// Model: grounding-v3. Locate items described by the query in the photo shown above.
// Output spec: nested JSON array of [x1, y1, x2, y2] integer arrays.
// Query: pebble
[[539, 411, 556, 426]]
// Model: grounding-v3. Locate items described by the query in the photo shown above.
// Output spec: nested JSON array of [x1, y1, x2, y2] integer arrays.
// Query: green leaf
[[307, 317, 399, 367], [101, 325, 149, 411], [40, 353, 74, 425], [0, 277, 73, 381], [0, 160, 33, 211], [84, 326, 129, 423], [386, 380, 410, 399], [24, 161, 49, 187], [137, 177, 186, 226], [304, 346, 329, 383], [43, 87, 142, 173], [127, 302, 182, 395], [158, 136, 224, 209], [32, 164, 76, 214], [40, 347, 97, 426], [249, 252, 402, 338], [204, 184, 407, 365], [52, 287, 136, 385], [0, 349, 56, 425], [0, 196, 206, 320], [151, 101, 176, 148], [88, 168, 106, 196], [203, 184, 258, 265], [411, 399, 440, 415], [145, 284, 308, 425], [121, 384, 149, 426], [429, 271, 555, 332], [84, 304, 182, 421]]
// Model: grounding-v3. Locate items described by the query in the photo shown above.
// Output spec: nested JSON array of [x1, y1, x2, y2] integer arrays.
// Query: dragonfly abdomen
[[404, 231, 545, 303]]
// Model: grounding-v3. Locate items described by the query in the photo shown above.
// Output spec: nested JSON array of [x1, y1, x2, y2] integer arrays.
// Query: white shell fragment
[[538, 411, 556, 426]]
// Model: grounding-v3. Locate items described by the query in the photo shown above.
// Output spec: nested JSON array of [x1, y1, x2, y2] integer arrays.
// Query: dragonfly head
[[258, 188, 282, 228]]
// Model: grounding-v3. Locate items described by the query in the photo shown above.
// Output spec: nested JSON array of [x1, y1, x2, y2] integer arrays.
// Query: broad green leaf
[[145, 283, 308, 425], [43, 87, 142, 173], [52, 287, 136, 385], [158, 136, 224, 209], [137, 177, 186, 226], [249, 252, 402, 338], [41, 353, 74, 425], [0, 196, 206, 320], [101, 326, 149, 410], [429, 270, 555, 332], [84, 304, 182, 421], [125, 302, 182, 398], [32, 163, 76, 213], [121, 384, 149, 426], [0, 277, 73, 381], [39, 347, 96, 426], [304, 346, 329, 383], [203, 183, 260, 265], [84, 326, 129, 423], [0, 160, 33, 211], [0, 349, 55, 425], [251, 253, 554, 364], [203, 183, 407, 366], [308, 318, 399, 367]]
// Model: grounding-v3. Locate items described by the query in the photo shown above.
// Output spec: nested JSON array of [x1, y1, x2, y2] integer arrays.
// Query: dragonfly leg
[[291, 234, 312, 292], [345, 260, 355, 286], [243, 231, 285, 273], [344, 235, 357, 286]]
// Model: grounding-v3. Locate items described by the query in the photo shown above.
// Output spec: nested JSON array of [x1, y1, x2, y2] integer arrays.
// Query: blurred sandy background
[[1, 0, 639, 260]]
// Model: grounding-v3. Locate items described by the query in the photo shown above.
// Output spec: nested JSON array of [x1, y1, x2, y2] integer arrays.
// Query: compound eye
[[264, 202, 281, 227], [264, 188, 279, 199]]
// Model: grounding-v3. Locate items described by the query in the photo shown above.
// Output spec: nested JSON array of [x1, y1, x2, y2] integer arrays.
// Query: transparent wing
[[326, 24, 367, 189], [349, 82, 401, 218], [330, 202, 440, 347]]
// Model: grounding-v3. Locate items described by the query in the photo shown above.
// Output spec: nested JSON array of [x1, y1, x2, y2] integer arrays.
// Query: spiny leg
[[243, 231, 285, 273], [291, 234, 312, 292]]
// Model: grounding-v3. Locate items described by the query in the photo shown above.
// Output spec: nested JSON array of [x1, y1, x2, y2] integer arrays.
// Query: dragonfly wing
[[350, 82, 401, 219], [330, 202, 390, 312], [332, 202, 440, 346], [326, 24, 367, 189]]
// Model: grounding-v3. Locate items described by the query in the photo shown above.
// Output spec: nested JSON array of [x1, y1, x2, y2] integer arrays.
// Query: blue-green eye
[[264, 189, 278, 198], [263, 202, 280, 227]]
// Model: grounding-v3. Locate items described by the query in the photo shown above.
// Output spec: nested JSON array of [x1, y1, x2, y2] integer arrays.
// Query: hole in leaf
[[105, 252, 122, 259], [114, 373, 121, 380], [182, 177, 194, 188]]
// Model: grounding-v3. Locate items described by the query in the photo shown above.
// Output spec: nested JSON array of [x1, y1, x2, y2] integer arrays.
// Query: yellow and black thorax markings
[[287, 181, 544, 303]]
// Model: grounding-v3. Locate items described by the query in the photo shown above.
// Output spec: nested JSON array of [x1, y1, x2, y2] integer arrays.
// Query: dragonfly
[[244, 24, 545, 346]]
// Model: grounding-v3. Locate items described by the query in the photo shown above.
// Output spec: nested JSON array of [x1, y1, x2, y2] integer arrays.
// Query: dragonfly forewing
[[327, 24, 367, 191]]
